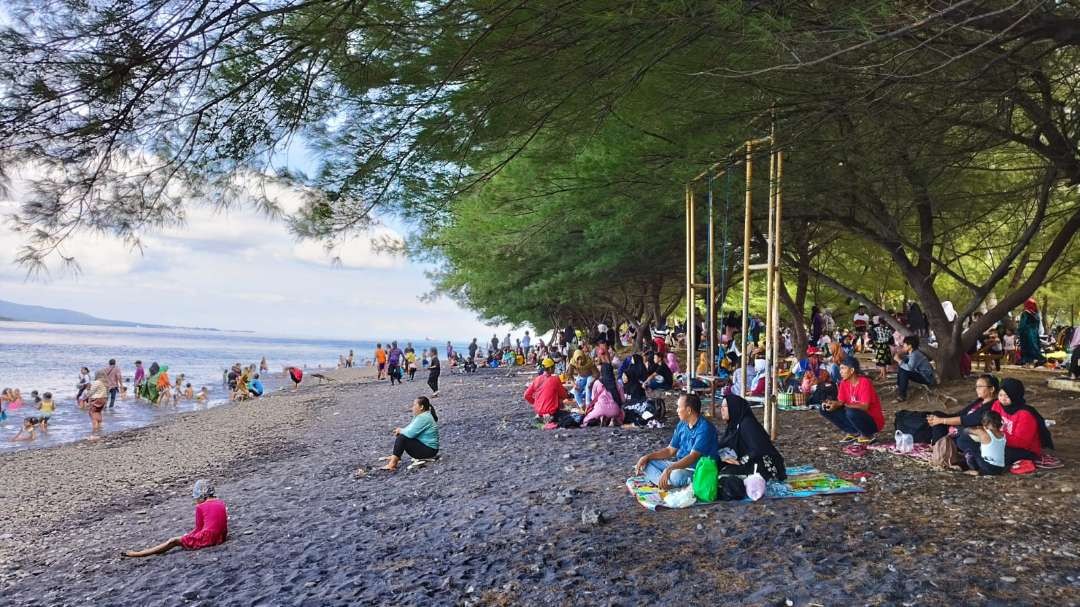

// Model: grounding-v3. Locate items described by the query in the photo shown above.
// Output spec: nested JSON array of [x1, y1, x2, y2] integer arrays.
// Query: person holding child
[[926, 374, 999, 443], [633, 393, 720, 490], [981, 378, 1053, 465], [124, 480, 228, 557], [956, 410, 1007, 475]]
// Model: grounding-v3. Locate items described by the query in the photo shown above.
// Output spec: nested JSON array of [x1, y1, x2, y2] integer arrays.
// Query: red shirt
[[524, 374, 569, 416], [837, 376, 884, 431], [991, 402, 1042, 456], [180, 499, 229, 550], [653, 337, 667, 355]]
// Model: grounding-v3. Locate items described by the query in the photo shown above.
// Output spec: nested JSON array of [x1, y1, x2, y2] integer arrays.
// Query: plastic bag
[[692, 457, 719, 503], [663, 485, 697, 508], [894, 430, 914, 453], [744, 464, 766, 501]]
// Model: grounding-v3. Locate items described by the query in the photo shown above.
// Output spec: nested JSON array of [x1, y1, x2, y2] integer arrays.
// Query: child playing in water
[[123, 479, 228, 557], [37, 392, 55, 429], [11, 417, 42, 441], [183, 383, 194, 400], [196, 387, 209, 402]]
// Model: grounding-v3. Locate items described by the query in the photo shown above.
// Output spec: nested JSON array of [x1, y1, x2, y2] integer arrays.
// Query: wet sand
[[0, 365, 1077, 606]]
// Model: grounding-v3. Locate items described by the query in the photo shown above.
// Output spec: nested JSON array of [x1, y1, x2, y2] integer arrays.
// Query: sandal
[[839, 434, 858, 443], [856, 435, 876, 445]]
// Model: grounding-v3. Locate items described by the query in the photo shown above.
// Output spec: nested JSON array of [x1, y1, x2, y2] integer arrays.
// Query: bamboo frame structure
[[684, 132, 784, 438]]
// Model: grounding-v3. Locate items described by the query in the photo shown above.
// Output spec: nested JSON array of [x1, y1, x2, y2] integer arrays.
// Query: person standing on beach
[[469, 338, 479, 361], [103, 359, 122, 409], [375, 343, 387, 380], [260, 357, 269, 373], [426, 347, 440, 397], [387, 341, 404, 385], [133, 361, 145, 402]]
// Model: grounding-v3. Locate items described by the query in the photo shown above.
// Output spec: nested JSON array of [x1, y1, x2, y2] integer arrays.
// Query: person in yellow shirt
[[37, 391, 55, 430]]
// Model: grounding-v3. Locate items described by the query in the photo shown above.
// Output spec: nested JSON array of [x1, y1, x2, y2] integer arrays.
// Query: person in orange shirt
[[374, 343, 388, 380]]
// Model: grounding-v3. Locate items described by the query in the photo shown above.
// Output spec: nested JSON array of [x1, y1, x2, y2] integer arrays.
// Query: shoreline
[[1, 366, 1077, 605]]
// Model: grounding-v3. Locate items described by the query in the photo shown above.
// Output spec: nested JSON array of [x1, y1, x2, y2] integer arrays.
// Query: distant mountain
[[0, 299, 186, 329]]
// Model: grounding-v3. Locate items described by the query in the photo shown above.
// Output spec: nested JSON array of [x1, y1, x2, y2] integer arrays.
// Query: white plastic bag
[[662, 485, 698, 509], [894, 430, 914, 453], [744, 465, 766, 501]]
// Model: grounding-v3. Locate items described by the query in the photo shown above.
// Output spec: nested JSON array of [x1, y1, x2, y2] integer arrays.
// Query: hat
[[541, 357, 555, 368], [806, 346, 821, 356]]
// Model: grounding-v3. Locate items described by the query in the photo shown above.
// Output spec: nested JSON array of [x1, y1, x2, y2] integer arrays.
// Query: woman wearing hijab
[[582, 355, 625, 427], [140, 362, 161, 403], [717, 395, 786, 480], [622, 353, 648, 404], [984, 378, 1054, 464], [567, 349, 598, 407], [810, 306, 824, 344], [1018, 299, 1046, 367]]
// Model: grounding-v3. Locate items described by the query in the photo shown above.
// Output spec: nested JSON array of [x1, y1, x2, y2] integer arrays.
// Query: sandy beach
[[1, 364, 1077, 606]]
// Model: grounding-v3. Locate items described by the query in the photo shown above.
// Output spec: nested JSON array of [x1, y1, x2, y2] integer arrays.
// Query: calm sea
[[0, 321, 448, 452]]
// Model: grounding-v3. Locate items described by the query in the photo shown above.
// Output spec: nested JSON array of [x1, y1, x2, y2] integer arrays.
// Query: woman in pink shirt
[[124, 479, 228, 557]]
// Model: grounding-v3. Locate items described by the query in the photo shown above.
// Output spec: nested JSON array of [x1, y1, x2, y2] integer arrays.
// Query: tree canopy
[[2, 1, 1079, 375]]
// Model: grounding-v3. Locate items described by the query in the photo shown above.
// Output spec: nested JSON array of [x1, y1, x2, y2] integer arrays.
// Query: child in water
[[37, 392, 55, 430], [196, 387, 209, 402], [123, 479, 228, 557], [11, 417, 42, 441]]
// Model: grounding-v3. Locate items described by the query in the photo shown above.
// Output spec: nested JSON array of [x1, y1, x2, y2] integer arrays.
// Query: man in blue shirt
[[634, 393, 720, 489]]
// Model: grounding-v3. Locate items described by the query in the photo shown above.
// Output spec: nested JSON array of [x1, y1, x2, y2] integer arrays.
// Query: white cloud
[[292, 228, 404, 270]]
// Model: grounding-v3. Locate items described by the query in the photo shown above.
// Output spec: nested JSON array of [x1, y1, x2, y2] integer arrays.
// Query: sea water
[[0, 321, 446, 452]]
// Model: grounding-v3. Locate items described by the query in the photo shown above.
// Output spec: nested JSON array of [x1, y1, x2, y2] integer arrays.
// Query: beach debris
[[554, 489, 576, 505], [580, 507, 606, 526]]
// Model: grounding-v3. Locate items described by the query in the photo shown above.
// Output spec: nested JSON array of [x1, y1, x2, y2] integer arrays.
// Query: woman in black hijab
[[622, 353, 648, 404], [717, 395, 786, 480], [994, 378, 1054, 463], [596, 351, 622, 408]]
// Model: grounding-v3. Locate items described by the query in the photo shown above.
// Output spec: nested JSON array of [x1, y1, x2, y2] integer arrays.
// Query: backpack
[[623, 399, 665, 427], [930, 436, 962, 469], [894, 410, 932, 444]]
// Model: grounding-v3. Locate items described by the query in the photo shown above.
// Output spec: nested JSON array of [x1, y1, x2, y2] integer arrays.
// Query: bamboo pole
[[771, 149, 784, 438], [764, 140, 776, 434], [685, 184, 693, 392], [740, 140, 753, 395], [707, 174, 717, 418]]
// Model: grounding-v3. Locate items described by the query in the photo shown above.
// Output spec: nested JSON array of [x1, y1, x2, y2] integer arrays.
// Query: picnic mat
[[627, 464, 865, 511], [864, 441, 1064, 470]]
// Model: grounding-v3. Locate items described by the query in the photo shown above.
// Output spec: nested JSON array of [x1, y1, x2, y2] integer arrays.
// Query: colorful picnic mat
[[627, 464, 865, 511], [864, 441, 1064, 470]]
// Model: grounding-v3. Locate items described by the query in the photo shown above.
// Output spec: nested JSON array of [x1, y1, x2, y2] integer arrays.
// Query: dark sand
[[0, 365, 1077, 606]]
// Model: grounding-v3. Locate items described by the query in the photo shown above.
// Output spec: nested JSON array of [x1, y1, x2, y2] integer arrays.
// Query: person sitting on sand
[[248, 375, 264, 397], [716, 395, 786, 480], [805, 369, 837, 409], [377, 396, 440, 472], [893, 335, 935, 403], [124, 480, 228, 557], [633, 393, 720, 490], [11, 417, 42, 442], [644, 351, 674, 391], [524, 358, 572, 424], [819, 356, 883, 444], [957, 410, 1007, 476], [926, 374, 999, 443], [977, 378, 1054, 465], [581, 355, 625, 427]]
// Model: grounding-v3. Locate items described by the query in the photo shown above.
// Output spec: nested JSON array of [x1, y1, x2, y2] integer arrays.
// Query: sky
[[0, 165, 516, 342]]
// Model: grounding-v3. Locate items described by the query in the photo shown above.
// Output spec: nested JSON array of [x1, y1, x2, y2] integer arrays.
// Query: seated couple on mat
[[633, 393, 785, 490]]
